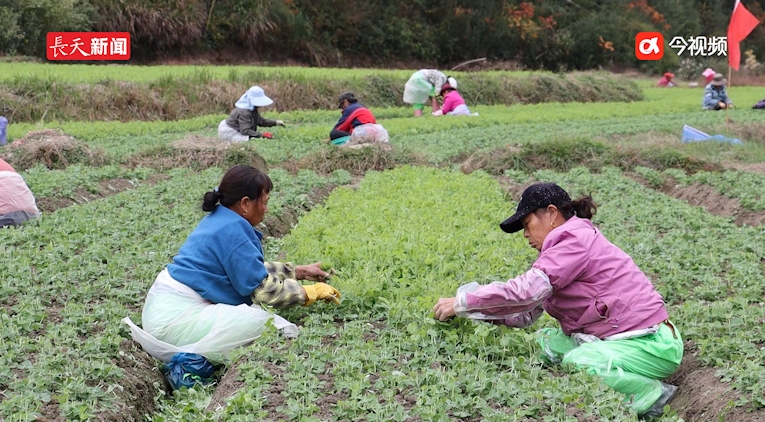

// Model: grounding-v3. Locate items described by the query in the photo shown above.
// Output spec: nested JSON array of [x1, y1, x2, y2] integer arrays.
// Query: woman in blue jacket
[[132, 165, 341, 363]]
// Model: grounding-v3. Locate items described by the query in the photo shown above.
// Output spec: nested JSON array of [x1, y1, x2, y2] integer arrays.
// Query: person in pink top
[[432, 83, 472, 116], [0, 157, 41, 228], [432, 182, 683, 419], [656, 72, 676, 87]]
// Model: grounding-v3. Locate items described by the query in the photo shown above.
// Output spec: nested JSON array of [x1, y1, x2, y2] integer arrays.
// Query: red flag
[[728, 0, 761, 71]]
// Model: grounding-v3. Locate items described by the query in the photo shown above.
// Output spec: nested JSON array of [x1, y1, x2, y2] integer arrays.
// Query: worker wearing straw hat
[[702, 73, 734, 110]]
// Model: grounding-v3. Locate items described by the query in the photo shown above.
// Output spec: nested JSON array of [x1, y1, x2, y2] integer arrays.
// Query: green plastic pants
[[536, 322, 684, 414], [411, 87, 436, 110]]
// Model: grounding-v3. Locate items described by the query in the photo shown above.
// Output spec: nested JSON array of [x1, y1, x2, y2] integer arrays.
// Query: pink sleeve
[[441, 93, 457, 114], [0, 158, 15, 173], [453, 268, 553, 319], [532, 231, 589, 291]]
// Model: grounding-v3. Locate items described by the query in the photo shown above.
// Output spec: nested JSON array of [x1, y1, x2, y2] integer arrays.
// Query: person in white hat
[[218, 86, 285, 142]]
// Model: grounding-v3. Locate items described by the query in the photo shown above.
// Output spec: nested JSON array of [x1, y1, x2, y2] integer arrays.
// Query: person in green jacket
[[218, 86, 285, 142]]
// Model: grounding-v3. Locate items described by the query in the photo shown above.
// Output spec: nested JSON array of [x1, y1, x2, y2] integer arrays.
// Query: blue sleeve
[[224, 239, 270, 297], [333, 108, 351, 130], [703, 87, 719, 108], [722, 87, 730, 104]]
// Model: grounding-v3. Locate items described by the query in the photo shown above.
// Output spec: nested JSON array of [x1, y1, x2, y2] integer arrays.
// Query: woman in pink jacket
[[432, 83, 473, 116], [432, 182, 683, 419]]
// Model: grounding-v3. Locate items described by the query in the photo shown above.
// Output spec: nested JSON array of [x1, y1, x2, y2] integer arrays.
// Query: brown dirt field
[[127, 135, 268, 173], [258, 184, 337, 239], [1, 129, 109, 171], [170, 135, 231, 151], [206, 360, 245, 413], [726, 162, 765, 175], [280, 144, 424, 177], [251, 360, 289, 420], [310, 360, 349, 422], [627, 172, 765, 227], [492, 175, 536, 201], [34, 400, 63, 422], [88, 340, 169, 422], [35, 174, 168, 213], [657, 179, 765, 227], [667, 342, 765, 422], [459, 145, 523, 176]]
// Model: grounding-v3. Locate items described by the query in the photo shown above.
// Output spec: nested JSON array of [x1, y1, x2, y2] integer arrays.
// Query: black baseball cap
[[500, 183, 571, 233]]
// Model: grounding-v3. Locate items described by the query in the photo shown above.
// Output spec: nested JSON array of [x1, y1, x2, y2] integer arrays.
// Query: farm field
[[1, 64, 765, 422]]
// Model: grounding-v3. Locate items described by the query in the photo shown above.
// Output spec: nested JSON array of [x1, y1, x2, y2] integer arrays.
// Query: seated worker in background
[[329, 92, 377, 141], [656, 72, 676, 87], [702, 73, 733, 110], [218, 86, 285, 143], [432, 83, 472, 116], [0, 157, 41, 228]]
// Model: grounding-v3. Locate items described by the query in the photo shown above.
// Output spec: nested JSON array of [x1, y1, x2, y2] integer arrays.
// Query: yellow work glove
[[302, 283, 341, 306]]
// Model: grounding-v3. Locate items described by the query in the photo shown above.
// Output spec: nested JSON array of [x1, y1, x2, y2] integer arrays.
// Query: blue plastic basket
[[682, 125, 743, 145]]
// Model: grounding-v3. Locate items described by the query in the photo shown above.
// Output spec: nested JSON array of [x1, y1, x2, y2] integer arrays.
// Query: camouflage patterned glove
[[251, 273, 307, 309], [264, 261, 297, 281]]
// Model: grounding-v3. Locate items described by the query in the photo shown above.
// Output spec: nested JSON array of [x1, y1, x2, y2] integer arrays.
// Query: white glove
[[432, 110, 444, 117], [276, 120, 286, 126]]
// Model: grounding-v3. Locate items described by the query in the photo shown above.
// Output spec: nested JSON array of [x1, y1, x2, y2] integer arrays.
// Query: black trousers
[[330, 129, 351, 140]]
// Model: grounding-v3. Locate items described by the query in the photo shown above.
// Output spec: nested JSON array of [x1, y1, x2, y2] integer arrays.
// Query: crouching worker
[[656, 72, 676, 88], [218, 86, 285, 143], [432, 183, 683, 419], [702, 74, 733, 110], [123, 165, 341, 367], [330, 92, 377, 141], [0, 157, 41, 228], [432, 83, 473, 116], [403, 70, 458, 117]]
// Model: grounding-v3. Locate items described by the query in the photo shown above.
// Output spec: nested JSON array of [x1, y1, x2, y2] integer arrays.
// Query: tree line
[[1, 0, 763, 74]]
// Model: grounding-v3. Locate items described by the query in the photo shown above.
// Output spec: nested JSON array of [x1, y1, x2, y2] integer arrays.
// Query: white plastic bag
[[122, 269, 298, 363], [349, 123, 389, 145], [403, 71, 432, 104]]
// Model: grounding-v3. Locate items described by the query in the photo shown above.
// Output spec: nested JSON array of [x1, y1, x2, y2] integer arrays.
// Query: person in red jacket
[[329, 92, 377, 141], [656, 72, 676, 87]]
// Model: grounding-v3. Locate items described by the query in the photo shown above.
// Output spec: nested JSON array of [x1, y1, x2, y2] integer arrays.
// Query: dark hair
[[338, 91, 358, 105], [533, 195, 597, 220], [559, 195, 597, 220], [202, 165, 273, 212]]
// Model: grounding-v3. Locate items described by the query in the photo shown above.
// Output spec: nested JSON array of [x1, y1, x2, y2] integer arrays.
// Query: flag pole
[[726, 65, 732, 137]]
